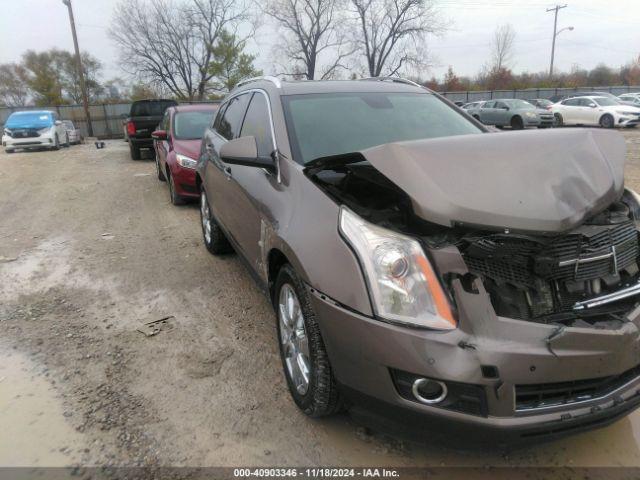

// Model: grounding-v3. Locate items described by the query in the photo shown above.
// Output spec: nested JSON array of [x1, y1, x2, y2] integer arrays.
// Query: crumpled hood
[[361, 128, 626, 233]]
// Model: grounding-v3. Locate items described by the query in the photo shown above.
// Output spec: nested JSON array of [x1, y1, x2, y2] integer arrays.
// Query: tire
[[200, 189, 233, 254], [472, 114, 480, 120], [495, 125, 504, 130], [167, 170, 185, 205], [599, 114, 614, 129], [274, 264, 342, 417], [156, 157, 166, 182], [554, 113, 563, 127], [63, 133, 70, 148], [52, 134, 60, 150], [129, 142, 141, 160], [510, 116, 524, 130], [5, 149, 14, 154]]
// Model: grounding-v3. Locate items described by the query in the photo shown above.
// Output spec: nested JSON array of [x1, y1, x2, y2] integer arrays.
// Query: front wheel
[[156, 157, 166, 182], [275, 264, 342, 417], [52, 134, 60, 150], [200, 190, 233, 254], [167, 171, 185, 205], [63, 133, 70, 148], [599, 114, 614, 129], [554, 113, 564, 127], [510, 116, 524, 130]]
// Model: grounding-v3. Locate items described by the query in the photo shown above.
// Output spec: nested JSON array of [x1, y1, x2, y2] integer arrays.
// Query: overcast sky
[[0, 0, 638, 83]]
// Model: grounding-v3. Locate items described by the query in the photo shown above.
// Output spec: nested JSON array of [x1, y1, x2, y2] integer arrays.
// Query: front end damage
[[306, 128, 640, 436]]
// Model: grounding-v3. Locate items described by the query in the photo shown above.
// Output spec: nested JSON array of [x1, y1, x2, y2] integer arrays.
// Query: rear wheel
[[63, 133, 70, 148], [200, 190, 233, 254], [275, 264, 342, 417], [510, 116, 524, 130], [599, 114, 614, 129], [129, 143, 141, 160]]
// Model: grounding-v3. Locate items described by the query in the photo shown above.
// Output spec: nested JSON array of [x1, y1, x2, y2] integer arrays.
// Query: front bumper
[[309, 284, 640, 438], [170, 163, 199, 197], [3, 134, 54, 149], [617, 115, 640, 127]]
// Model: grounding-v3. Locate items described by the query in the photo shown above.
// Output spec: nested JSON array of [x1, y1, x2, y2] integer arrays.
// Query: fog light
[[412, 378, 448, 405]]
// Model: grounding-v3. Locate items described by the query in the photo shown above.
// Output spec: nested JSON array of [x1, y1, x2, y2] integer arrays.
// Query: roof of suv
[[234, 78, 431, 96]]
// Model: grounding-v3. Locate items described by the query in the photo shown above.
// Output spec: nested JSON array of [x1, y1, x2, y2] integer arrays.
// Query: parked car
[[529, 98, 553, 109], [197, 76, 640, 440], [124, 99, 177, 160], [618, 93, 640, 107], [461, 100, 485, 119], [477, 99, 554, 129], [2, 110, 69, 152], [550, 91, 635, 107], [552, 96, 640, 128], [152, 104, 218, 205], [62, 120, 82, 145]]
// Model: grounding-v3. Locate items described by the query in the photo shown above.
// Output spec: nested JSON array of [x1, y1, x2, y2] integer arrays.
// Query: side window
[[563, 98, 580, 106], [483, 101, 494, 108], [240, 93, 274, 157], [495, 101, 507, 109], [161, 111, 170, 131], [213, 103, 227, 130], [217, 94, 250, 140]]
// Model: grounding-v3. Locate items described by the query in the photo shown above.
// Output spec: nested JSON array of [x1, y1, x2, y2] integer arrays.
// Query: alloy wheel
[[201, 193, 212, 244], [278, 284, 310, 395]]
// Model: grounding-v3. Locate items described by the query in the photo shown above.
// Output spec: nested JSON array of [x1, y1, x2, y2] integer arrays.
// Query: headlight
[[3, 128, 11, 136], [37, 126, 52, 134], [525, 112, 536, 118], [176, 154, 197, 169], [339, 207, 456, 330], [617, 110, 637, 115]]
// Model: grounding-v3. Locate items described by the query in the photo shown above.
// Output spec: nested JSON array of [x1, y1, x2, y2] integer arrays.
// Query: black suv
[[124, 99, 177, 160]]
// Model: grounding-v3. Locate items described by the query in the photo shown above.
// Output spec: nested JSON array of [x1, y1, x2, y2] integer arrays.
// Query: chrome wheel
[[201, 193, 211, 244], [278, 284, 310, 395]]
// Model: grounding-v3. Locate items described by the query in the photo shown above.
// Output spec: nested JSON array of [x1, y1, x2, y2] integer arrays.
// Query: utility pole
[[62, 0, 93, 136], [547, 4, 568, 78]]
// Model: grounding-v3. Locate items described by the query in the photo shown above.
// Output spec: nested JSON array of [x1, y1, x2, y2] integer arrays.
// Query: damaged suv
[[197, 76, 640, 439]]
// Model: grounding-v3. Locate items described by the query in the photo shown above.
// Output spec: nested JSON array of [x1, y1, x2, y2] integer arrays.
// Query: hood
[[360, 128, 626, 234], [173, 139, 202, 160]]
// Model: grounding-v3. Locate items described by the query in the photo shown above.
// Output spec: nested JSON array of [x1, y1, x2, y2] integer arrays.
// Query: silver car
[[62, 120, 82, 145], [478, 99, 554, 129]]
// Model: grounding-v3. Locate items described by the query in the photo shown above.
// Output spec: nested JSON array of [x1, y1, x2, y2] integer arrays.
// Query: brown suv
[[196, 76, 640, 440]]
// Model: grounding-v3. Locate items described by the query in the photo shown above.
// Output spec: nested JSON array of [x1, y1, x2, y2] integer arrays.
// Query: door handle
[[223, 166, 232, 180]]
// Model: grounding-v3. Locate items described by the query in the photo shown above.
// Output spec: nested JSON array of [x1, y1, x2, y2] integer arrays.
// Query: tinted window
[[240, 93, 274, 156], [563, 98, 581, 106], [282, 92, 483, 165], [173, 110, 216, 140], [131, 100, 177, 116], [483, 101, 495, 108], [217, 94, 250, 140], [495, 101, 508, 109], [593, 97, 618, 106]]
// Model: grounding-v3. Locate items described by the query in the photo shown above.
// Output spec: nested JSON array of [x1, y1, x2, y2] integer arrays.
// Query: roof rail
[[359, 76, 424, 88], [234, 76, 282, 90]]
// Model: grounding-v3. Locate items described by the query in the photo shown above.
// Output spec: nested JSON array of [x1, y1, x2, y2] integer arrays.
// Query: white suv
[[551, 96, 640, 128], [2, 110, 69, 153]]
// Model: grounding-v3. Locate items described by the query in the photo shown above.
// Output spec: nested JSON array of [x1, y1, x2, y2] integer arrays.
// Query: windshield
[[536, 99, 552, 107], [506, 99, 535, 110], [282, 92, 483, 164], [63, 121, 74, 128], [5, 112, 53, 129], [593, 97, 619, 107], [173, 110, 215, 140], [131, 100, 176, 117]]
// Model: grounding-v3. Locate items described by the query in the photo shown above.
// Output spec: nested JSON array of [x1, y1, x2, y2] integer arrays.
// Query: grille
[[516, 364, 640, 411], [463, 220, 639, 286], [9, 129, 39, 139]]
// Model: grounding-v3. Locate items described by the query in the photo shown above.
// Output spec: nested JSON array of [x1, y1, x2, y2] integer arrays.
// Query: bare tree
[[350, 0, 445, 77], [490, 23, 516, 72], [265, 0, 352, 80], [0, 63, 30, 106], [109, 0, 253, 100]]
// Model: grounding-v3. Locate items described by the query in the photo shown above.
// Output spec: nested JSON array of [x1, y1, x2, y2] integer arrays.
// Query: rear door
[[560, 98, 581, 124], [155, 110, 171, 171], [202, 93, 252, 237], [494, 101, 510, 126], [479, 101, 495, 124], [578, 98, 600, 125]]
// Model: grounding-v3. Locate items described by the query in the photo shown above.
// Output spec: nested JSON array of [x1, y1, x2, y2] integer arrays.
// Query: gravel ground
[[1, 129, 640, 470]]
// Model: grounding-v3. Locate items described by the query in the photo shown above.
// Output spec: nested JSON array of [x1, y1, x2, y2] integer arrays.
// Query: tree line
[[1, 1, 639, 107]]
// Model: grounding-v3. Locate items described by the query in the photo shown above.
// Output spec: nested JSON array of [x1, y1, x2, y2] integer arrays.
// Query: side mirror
[[220, 136, 276, 172], [55, 120, 62, 126], [152, 129, 168, 140], [589, 103, 597, 108], [502, 106, 509, 111]]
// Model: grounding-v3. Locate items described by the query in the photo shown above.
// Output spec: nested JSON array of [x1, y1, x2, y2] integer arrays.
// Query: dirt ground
[[1, 129, 640, 470]]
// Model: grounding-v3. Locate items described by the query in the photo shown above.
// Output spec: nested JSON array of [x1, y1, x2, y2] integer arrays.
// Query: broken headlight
[[339, 206, 456, 330], [176, 154, 197, 169]]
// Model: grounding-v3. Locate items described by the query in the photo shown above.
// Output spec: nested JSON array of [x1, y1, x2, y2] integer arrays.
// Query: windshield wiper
[[303, 152, 367, 176]]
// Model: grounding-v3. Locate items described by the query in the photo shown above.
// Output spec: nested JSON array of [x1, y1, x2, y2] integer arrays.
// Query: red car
[[152, 104, 219, 205]]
